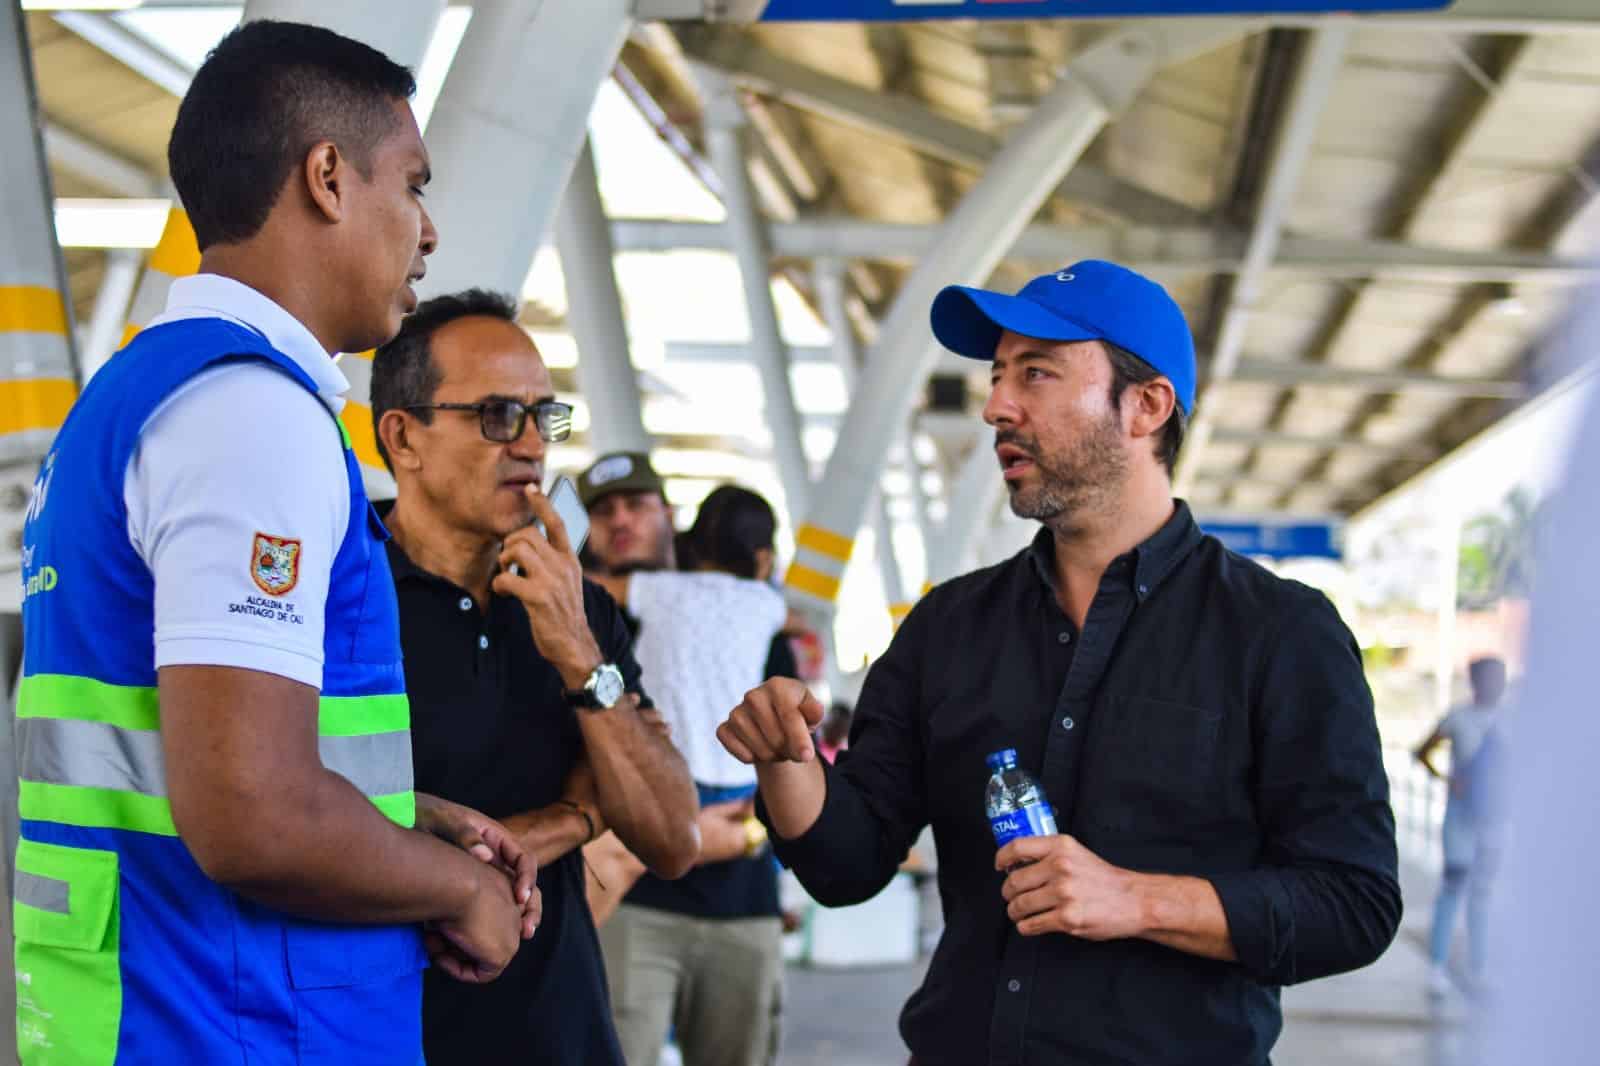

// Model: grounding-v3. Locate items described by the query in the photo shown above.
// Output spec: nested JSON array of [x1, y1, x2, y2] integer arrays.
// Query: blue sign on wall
[[1202, 519, 1342, 560], [762, 0, 1451, 21]]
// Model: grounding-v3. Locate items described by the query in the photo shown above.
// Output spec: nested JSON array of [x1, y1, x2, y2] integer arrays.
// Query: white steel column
[[0, 0, 81, 469], [926, 429, 1008, 584], [1176, 26, 1349, 494], [785, 22, 1246, 612], [2, 6, 81, 1058], [698, 66, 811, 518], [814, 258, 909, 617], [241, 0, 444, 72], [80, 248, 141, 383], [420, 0, 632, 298], [556, 138, 650, 455]]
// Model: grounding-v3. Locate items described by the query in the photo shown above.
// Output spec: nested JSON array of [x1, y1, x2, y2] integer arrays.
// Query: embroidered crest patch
[[251, 533, 301, 596]]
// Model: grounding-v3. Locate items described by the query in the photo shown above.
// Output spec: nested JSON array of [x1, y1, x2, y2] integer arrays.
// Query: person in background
[[13, 23, 538, 1063], [815, 701, 854, 764], [581, 461, 792, 1066], [717, 260, 1401, 1066], [1415, 655, 1513, 999], [370, 289, 699, 1066]]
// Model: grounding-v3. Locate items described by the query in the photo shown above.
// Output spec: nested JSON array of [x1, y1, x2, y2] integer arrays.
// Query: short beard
[[1003, 410, 1128, 532]]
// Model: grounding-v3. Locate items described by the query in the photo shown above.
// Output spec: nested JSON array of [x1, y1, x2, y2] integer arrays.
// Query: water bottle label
[[989, 802, 1058, 846]]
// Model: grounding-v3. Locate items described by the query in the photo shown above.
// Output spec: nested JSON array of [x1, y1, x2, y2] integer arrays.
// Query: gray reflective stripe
[[17, 716, 166, 797], [17, 716, 411, 802], [318, 731, 413, 799], [15, 871, 70, 915]]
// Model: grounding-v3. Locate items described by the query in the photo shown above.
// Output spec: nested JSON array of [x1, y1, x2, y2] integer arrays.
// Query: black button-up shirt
[[386, 536, 647, 1066], [767, 502, 1400, 1066]]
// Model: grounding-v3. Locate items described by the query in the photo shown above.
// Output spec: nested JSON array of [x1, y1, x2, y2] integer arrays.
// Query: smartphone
[[509, 476, 589, 577], [533, 475, 590, 554]]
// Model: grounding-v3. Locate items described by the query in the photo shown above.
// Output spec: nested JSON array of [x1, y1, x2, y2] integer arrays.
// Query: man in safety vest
[[14, 21, 536, 1063]]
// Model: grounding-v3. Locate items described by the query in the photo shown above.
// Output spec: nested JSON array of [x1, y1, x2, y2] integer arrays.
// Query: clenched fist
[[716, 677, 826, 765]]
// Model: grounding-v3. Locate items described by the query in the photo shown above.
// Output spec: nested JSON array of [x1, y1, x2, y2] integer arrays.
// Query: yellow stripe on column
[[148, 209, 200, 279], [796, 523, 854, 563], [921, 581, 934, 596], [785, 561, 842, 602], [0, 287, 69, 336], [889, 602, 914, 627], [0, 378, 77, 436]]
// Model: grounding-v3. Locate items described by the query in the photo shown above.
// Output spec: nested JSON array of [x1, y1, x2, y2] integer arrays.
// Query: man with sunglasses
[[369, 288, 700, 1066]]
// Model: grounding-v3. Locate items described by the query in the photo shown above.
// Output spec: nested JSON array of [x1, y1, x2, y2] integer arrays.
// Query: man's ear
[[302, 141, 346, 225], [378, 409, 422, 473], [1125, 378, 1177, 443], [754, 546, 776, 583]]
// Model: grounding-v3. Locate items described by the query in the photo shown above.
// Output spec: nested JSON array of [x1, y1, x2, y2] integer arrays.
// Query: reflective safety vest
[[15, 318, 425, 1065]]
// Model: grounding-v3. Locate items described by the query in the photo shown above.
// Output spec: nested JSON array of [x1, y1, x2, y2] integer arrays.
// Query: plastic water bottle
[[986, 749, 1058, 847]]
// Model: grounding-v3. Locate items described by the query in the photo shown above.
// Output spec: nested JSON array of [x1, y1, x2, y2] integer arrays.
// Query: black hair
[[1468, 656, 1508, 708], [678, 485, 777, 581], [1104, 341, 1187, 477], [369, 288, 519, 471], [168, 20, 416, 250]]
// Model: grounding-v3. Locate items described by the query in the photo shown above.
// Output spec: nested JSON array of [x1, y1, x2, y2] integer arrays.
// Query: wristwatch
[[565, 662, 626, 712]]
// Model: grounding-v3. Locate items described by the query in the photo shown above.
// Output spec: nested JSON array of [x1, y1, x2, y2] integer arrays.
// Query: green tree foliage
[[1458, 487, 1539, 610]]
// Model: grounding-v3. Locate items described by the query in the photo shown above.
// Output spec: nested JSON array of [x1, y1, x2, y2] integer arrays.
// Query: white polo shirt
[[124, 274, 352, 689], [627, 570, 787, 788]]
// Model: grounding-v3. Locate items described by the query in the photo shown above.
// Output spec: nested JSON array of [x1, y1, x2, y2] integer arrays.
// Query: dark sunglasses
[[405, 399, 573, 443]]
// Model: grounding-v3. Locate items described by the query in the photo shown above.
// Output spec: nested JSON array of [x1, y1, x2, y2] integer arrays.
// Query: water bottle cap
[[985, 748, 1019, 771]]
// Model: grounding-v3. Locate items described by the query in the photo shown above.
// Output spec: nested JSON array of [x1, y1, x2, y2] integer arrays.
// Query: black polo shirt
[[765, 501, 1401, 1066], [386, 532, 646, 1066]]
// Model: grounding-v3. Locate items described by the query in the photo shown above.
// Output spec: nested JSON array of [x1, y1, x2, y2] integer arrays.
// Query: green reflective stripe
[[19, 780, 177, 837], [370, 791, 415, 829], [337, 417, 352, 449], [16, 675, 158, 731], [318, 692, 410, 737]]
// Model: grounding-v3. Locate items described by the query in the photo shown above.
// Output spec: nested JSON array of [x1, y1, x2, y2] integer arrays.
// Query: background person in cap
[[580, 457, 797, 1066], [716, 260, 1400, 1065]]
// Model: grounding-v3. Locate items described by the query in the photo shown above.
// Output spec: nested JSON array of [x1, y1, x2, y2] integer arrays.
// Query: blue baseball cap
[[930, 260, 1196, 414]]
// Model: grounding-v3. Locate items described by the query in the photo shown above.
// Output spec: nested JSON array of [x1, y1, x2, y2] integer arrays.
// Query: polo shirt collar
[[159, 274, 350, 414]]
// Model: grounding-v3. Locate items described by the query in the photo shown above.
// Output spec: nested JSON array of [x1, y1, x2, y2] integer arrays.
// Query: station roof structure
[[21, 0, 1600, 525]]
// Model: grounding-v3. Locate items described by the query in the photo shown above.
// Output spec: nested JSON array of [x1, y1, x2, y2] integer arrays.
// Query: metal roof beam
[[51, 11, 193, 97], [1209, 427, 1437, 460], [1177, 26, 1349, 494], [1270, 0, 1600, 34], [608, 217, 1600, 284], [673, 28, 1205, 228], [42, 123, 160, 198], [1232, 360, 1526, 399]]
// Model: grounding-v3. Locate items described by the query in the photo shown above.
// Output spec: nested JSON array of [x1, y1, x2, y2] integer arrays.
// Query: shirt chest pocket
[[1082, 696, 1226, 837]]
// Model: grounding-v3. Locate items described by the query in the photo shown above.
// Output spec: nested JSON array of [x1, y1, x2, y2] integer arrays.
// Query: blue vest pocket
[[283, 919, 425, 990]]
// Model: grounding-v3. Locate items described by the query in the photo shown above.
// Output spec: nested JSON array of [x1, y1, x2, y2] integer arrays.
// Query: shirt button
[[1062, 717, 1075, 731], [458, 597, 473, 612], [477, 635, 489, 650], [1057, 630, 1071, 644], [1137, 584, 1149, 598], [1007, 979, 1022, 993]]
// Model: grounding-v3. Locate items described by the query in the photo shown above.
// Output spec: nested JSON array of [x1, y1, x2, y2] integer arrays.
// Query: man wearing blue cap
[[717, 261, 1400, 1066]]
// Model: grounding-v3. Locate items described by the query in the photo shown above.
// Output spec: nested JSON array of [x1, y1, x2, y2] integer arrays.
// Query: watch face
[[592, 664, 626, 708]]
